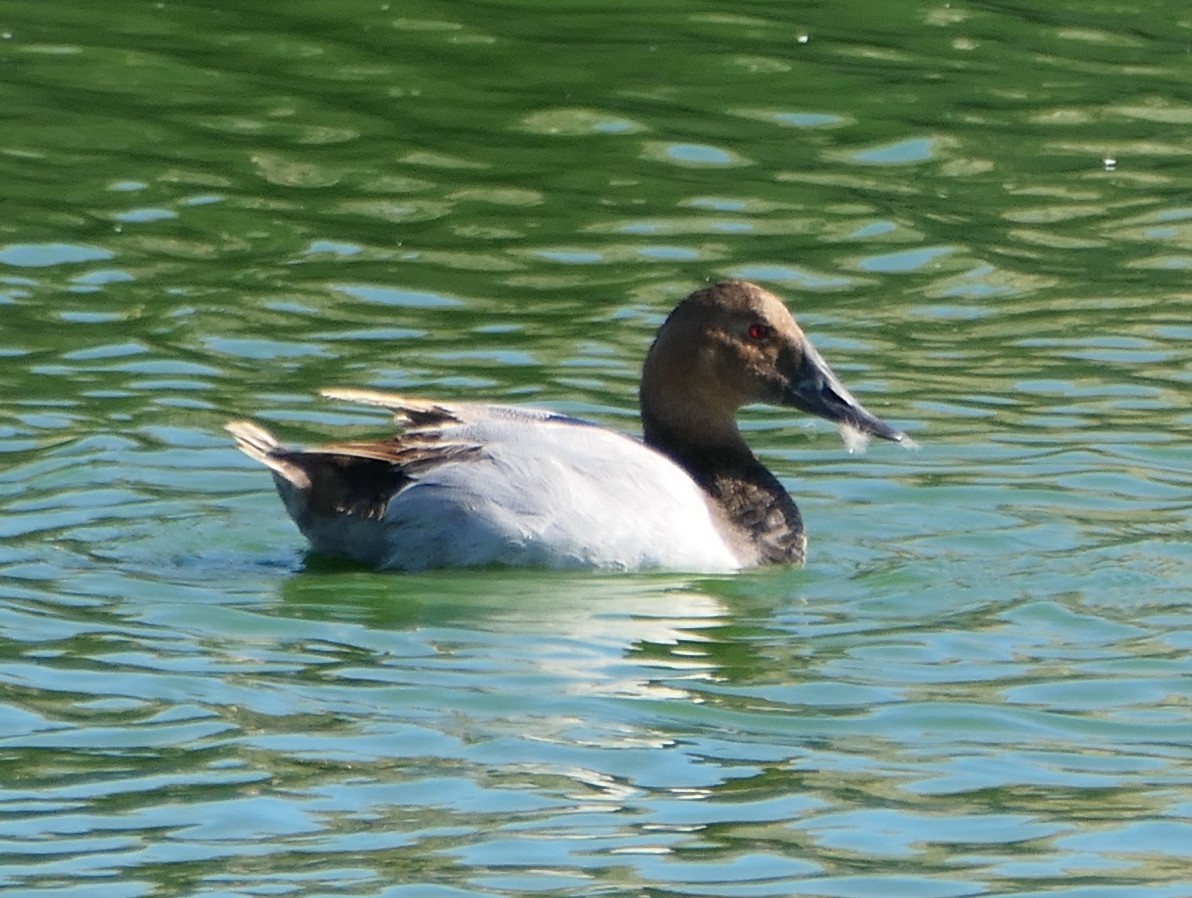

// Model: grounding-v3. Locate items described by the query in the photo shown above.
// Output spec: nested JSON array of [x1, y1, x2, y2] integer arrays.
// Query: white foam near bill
[[839, 422, 872, 454], [838, 422, 920, 454]]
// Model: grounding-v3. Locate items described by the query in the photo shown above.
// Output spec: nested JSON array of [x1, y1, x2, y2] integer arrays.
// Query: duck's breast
[[379, 417, 741, 572]]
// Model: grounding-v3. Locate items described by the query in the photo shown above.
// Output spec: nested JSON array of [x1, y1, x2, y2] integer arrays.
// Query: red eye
[[747, 322, 770, 341]]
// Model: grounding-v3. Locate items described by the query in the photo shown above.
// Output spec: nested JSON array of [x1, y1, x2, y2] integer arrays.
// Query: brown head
[[640, 280, 904, 453]]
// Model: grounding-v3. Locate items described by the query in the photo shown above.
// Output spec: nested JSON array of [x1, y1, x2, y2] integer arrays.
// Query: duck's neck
[[641, 404, 807, 565]]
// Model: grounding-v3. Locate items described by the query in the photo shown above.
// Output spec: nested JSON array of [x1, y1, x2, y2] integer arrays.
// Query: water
[[2, 0, 1190, 895]]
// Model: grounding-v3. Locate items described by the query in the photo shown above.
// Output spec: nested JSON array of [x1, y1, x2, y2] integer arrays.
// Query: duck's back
[[264, 411, 742, 572]]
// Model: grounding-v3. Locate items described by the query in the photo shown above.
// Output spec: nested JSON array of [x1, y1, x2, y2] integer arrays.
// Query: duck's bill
[[783, 342, 905, 443]]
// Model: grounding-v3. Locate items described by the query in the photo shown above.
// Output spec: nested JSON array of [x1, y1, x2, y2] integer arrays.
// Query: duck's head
[[641, 280, 904, 448]]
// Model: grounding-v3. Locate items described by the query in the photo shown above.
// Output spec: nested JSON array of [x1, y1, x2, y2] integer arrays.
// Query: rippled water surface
[[2, 1, 1190, 895]]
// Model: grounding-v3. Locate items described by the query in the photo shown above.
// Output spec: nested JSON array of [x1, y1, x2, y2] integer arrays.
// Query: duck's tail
[[225, 420, 313, 489]]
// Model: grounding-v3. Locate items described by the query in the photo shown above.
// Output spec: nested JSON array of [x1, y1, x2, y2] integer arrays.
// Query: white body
[[273, 407, 743, 573]]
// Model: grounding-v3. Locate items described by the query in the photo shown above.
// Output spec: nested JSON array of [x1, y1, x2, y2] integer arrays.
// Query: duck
[[227, 280, 905, 572]]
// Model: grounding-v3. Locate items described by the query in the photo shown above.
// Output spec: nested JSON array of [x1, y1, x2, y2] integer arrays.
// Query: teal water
[[2, 1, 1190, 895]]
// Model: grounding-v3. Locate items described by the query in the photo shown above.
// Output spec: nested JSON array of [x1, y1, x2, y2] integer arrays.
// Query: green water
[[2, 1, 1190, 895]]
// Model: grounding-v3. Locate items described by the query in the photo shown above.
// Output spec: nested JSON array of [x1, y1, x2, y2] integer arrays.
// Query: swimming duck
[[227, 280, 904, 572]]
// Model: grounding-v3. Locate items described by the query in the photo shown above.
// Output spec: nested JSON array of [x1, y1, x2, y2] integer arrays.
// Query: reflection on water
[[2, 0, 1191, 895]]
